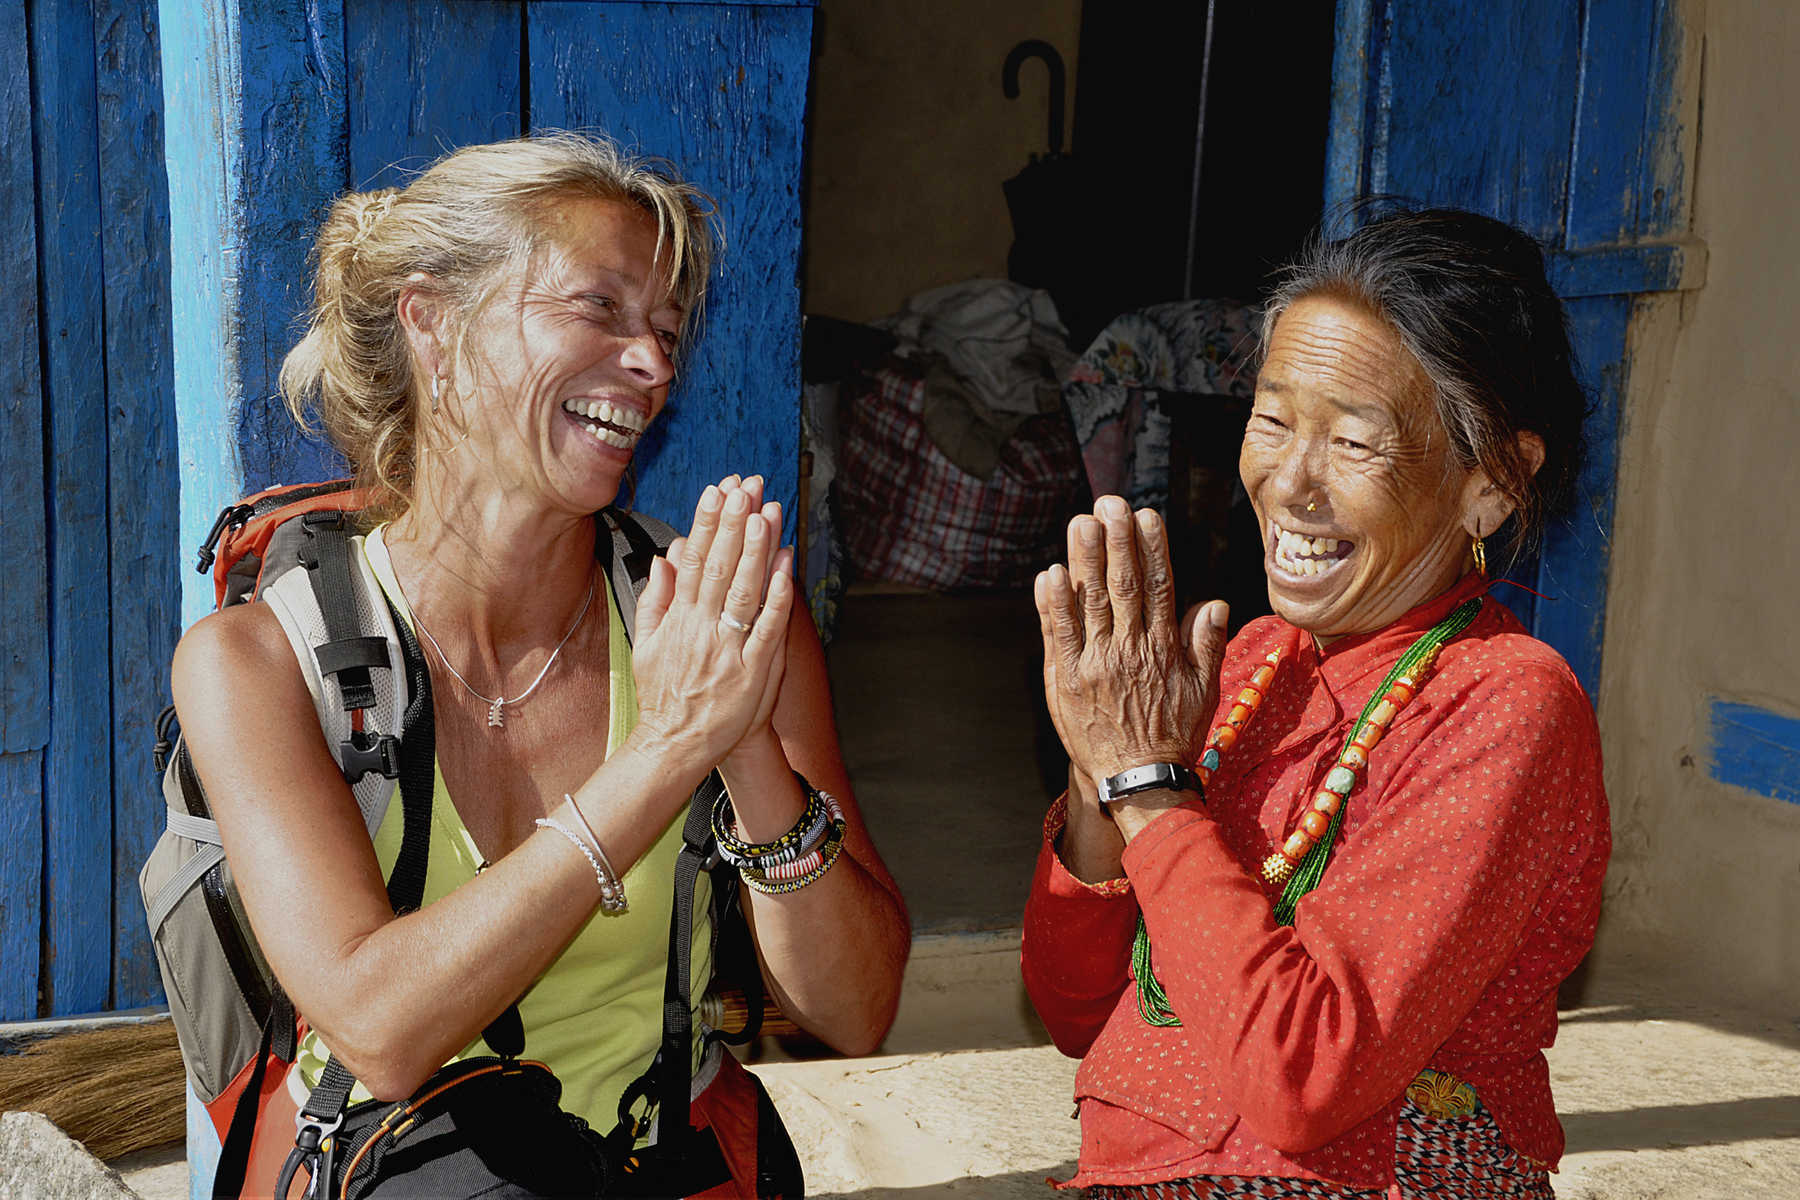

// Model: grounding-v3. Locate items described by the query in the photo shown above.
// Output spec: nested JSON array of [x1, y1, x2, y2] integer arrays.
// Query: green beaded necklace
[[1132, 597, 1483, 1027]]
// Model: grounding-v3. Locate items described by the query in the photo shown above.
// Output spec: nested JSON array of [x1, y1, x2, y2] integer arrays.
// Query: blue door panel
[[97, 0, 183, 1011], [31, 0, 116, 1017], [528, 2, 812, 538], [1329, 0, 1688, 702], [346, 0, 525, 190]]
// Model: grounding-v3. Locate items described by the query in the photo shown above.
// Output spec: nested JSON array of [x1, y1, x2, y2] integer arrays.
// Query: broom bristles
[[0, 1020, 186, 1161]]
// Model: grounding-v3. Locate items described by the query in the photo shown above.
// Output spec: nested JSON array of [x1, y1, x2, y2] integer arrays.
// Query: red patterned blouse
[[1021, 573, 1610, 1191]]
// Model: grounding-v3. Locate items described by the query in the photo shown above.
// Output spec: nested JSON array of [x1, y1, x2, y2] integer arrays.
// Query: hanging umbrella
[[1000, 40, 1103, 343]]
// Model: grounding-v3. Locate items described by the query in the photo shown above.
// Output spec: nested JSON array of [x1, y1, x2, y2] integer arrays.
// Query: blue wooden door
[[162, 0, 816, 629], [0, 0, 179, 1021], [1327, 0, 1699, 699]]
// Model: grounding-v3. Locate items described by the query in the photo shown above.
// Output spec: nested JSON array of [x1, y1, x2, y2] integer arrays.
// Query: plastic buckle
[[340, 731, 402, 782], [295, 1108, 344, 1146]]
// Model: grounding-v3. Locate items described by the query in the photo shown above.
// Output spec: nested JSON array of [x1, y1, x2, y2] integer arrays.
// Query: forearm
[[718, 733, 908, 1055], [1059, 766, 1127, 883]]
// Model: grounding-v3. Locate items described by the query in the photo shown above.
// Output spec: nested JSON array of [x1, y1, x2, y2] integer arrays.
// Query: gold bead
[[1261, 853, 1295, 885]]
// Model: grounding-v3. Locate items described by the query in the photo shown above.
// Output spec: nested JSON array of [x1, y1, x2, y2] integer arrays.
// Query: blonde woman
[[172, 133, 908, 1198]]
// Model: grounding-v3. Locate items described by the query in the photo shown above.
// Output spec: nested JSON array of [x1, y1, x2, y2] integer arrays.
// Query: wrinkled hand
[[1034, 496, 1229, 795], [631, 474, 794, 774]]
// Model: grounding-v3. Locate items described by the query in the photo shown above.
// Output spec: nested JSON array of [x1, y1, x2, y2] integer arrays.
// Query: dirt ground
[[112, 936, 1800, 1199]]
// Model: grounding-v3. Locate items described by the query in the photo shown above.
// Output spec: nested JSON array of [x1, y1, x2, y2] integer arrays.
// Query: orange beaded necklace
[[1133, 596, 1483, 1025]]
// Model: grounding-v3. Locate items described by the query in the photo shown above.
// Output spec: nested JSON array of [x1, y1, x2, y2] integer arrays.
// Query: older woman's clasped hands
[[1034, 495, 1231, 848]]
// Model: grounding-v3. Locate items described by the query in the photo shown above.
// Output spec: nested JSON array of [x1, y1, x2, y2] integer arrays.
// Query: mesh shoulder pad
[[603, 508, 680, 640], [261, 535, 406, 836]]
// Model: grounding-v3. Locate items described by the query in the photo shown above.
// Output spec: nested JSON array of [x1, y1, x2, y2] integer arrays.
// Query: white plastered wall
[[1593, 0, 1800, 1012]]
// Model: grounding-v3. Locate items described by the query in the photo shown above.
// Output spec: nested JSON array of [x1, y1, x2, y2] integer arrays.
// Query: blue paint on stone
[[1709, 700, 1800, 806]]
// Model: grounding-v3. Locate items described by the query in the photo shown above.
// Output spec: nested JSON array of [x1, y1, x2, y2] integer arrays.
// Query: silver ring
[[718, 612, 751, 633]]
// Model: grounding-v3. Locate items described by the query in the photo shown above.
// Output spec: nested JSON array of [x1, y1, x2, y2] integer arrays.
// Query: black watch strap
[[1097, 762, 1204, 806]]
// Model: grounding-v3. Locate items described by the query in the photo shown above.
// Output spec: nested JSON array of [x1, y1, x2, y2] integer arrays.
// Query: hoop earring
[[1472, 529, 1487, 577]]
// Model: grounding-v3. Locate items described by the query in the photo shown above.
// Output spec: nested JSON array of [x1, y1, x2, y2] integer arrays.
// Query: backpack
[[139, 480, 777, 1197]]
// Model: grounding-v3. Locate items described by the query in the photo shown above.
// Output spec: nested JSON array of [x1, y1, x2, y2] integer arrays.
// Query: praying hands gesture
[[1034, 496, 1231, 877], [631, 474, 795, 780]]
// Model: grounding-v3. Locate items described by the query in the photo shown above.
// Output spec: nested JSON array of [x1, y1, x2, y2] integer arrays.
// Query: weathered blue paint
[[1528, 294, 1628, 699], [1548, 240, 1706, 298], [166, 1, 814, 625], [1567, 0, 1662, 246], [1378, 1, 1583, 241], [1326, 0, 1691, 702], [96, 0, 182, 1010], [31, 0, 116, 1018], [0, 752, 45, 1016], [232, 0, 350, 494], [0, 0, 48, 1018], [160, 0, 251, 629], [1324, 0, 1376, 212], [1709, 699, 1800, 806], [346, 0, 523, 189], [528, 1, 813, 541]]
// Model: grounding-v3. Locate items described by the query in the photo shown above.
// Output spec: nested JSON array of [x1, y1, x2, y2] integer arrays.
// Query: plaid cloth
[[838, 361, 1087, 590]]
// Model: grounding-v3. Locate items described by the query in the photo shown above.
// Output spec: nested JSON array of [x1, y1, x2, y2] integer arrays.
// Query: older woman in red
[[1024, 209, 1610, 1198]]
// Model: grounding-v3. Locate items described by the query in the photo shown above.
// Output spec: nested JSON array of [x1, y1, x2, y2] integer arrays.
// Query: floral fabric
[[1063, 299, 1260, 510]]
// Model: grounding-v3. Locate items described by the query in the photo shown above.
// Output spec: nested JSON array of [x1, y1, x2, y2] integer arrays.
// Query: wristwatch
[[1096, 762, 1205, 806]]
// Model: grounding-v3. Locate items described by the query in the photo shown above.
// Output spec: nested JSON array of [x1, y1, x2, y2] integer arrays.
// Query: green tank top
[[294, 525, 712, 1131]]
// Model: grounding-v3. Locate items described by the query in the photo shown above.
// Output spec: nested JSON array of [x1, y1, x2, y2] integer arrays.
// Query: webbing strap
[[312, 636, 389, 678], [144, 840, 224, 936], [166, 809, 222, 845], [301, 594, 524, 1135], [382, 598, 433, 915], [656, 772, 725, 1152], [298, 514, 377, 712], [213, 988, 293, 1200]]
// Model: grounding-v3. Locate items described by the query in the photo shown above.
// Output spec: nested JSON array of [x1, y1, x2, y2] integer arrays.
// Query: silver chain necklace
[[411, 575, 596, 729]]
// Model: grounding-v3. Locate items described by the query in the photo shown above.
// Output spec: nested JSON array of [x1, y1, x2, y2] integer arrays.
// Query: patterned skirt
[[1084, 1083, 1554, 1200]]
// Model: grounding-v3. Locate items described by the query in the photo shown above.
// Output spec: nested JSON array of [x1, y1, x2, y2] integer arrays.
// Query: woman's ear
[[396, 273, 446, 381], [1461, 430, 1547, 538]]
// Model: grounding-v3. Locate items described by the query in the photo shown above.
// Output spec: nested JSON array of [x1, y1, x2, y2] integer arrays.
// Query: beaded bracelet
[[535, 816, 628, 914], [740, 823, 846, 895], [711, 778, 831, 868]]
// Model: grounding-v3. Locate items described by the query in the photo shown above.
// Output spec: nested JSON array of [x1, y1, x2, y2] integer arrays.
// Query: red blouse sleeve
[[1021, 793, 1140, 1058], [1121, 658, 1605, 1153]]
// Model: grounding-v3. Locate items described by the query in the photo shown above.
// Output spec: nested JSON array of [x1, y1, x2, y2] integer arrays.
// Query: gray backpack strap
[[600, 506, 679, 639]]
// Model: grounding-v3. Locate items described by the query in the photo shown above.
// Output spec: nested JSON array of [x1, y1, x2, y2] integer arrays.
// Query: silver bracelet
[[562, 794, 626, 901], [536, 816, 628, 914]]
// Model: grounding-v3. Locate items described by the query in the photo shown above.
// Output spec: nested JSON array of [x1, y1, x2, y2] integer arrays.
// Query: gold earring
[[1305, 499, 1318, 513], [1472, 532, 1487, 576]]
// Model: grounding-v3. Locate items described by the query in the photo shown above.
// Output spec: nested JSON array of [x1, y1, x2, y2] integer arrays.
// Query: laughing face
[[1240, 295, 1490, 644], [445, 195, 684, 515]]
